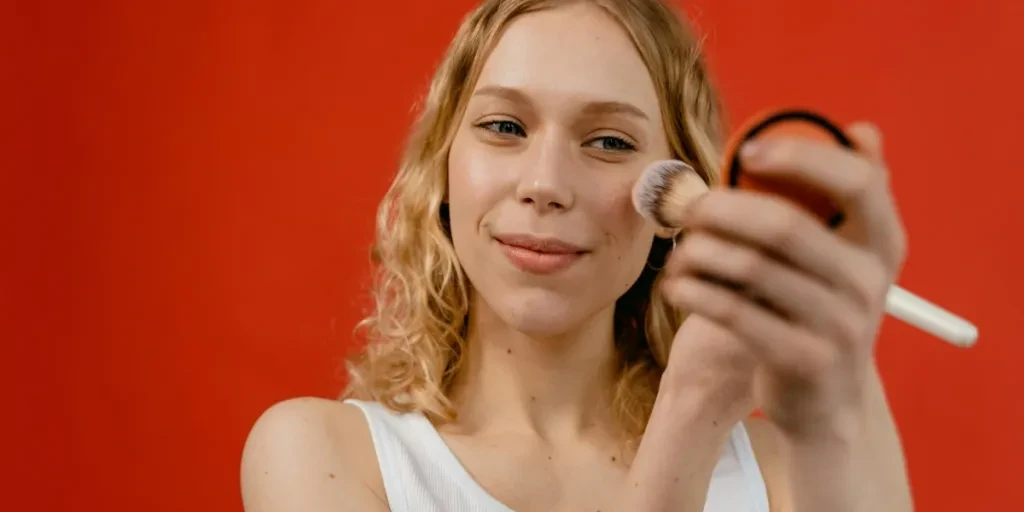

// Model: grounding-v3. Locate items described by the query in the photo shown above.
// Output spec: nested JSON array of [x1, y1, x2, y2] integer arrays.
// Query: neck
[[447, 292, 620, 443]]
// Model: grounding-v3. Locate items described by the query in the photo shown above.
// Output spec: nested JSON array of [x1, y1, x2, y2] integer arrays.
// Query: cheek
[[446, 131, 513, 242], [581, 174, 657, 300], [591, 175, 655, 261], [448, 136, 485, 209]]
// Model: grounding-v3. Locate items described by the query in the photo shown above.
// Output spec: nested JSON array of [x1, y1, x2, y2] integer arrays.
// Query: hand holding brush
[[632, 109, 978, 348]]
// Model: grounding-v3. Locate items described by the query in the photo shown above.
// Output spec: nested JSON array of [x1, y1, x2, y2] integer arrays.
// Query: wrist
[[783, 436, 865, 512], [624, 376, 747, 512], [656, 376, 753, 427], [775, 403, 866, 447]]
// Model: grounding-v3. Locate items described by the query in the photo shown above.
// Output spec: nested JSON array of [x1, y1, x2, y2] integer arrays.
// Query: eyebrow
[[472, 85, 650, 121]]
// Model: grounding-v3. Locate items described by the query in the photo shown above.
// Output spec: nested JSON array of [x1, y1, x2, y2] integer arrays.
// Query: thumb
[[846, 121, 885, 165]]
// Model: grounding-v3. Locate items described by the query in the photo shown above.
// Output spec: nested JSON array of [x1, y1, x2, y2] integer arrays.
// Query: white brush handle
[[885, 285, 978, 347]]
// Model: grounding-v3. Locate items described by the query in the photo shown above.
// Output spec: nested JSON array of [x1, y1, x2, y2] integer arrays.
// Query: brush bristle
[[632, 159, 708, 228]]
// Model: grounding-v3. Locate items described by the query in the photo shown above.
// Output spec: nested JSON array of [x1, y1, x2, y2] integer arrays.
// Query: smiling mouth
[[493, 235, 588, 275]]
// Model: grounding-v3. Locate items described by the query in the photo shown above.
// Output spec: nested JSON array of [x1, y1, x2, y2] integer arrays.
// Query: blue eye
[[587, 136, 636, 152], [478, 120, 526, 137]]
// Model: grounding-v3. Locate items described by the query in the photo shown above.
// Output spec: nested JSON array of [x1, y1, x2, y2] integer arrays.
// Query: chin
[[489, 287, 598, 337]]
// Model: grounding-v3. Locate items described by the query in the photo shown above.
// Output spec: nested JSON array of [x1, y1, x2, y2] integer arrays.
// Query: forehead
[[474, 3, 661, 118]]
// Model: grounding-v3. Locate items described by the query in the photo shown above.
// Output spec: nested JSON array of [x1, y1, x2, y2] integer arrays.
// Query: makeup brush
[[632, 111, 978, 348]]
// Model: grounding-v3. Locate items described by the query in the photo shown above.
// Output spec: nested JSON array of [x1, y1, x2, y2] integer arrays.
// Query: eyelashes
[[588, 136, 635, 152], [473, 119, 638, 153], [478, 120, 526, 137]]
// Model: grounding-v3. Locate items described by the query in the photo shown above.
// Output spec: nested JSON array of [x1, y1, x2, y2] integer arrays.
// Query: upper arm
[[745, 417, 793, 512], [240, 397, 389, 512]]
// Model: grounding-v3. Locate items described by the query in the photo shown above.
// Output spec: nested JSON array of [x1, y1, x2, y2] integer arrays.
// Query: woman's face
[[447, 3, 672, 337]]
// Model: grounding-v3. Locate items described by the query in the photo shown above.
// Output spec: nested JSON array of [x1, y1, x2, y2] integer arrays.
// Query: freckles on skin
[[588, 174, 653, 267]]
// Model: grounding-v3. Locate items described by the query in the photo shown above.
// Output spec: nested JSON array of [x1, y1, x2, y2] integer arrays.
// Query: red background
[[6, 0, 1023, 510]]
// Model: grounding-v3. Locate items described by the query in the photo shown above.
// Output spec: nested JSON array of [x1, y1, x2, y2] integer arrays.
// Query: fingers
[[738, 134, 906, 271], [846, 122, 884, 164], [843, 122, 908, 270], [682, 190, 885, 309], [659, 121, 900, 426], [662, 275, 836, 381], [666, 232, 860, 339]]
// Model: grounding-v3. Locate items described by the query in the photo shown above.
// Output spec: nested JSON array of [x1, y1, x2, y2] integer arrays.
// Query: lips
[[494, 234, 588, 274], [493, 234, 587, 254]]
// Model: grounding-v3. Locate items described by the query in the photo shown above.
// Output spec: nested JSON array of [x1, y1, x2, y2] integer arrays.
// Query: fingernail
[[740, 140, 763, 162]]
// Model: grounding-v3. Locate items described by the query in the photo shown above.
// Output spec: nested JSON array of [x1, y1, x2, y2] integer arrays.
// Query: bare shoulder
[[240, 397, 388, 512], [744, 417, 793, 512]]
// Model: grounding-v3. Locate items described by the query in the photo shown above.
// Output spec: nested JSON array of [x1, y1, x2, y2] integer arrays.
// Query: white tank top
[[346, 399, 769, 512]]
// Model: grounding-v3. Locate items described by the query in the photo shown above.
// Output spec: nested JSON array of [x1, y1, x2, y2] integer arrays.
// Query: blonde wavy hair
[[344, 0, 725, 446]]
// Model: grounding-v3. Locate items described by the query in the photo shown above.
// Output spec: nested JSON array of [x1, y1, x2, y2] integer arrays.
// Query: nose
[[515, 135, 575, 212]]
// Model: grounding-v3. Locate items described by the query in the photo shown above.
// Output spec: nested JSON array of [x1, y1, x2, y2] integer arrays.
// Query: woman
[[241, 0, 914, 510]]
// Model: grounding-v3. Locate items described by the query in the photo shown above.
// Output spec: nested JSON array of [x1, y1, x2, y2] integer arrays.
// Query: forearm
[[856, 362, 913, 510], [783, 363, 913, 512], [611, 385, 741, 512]]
